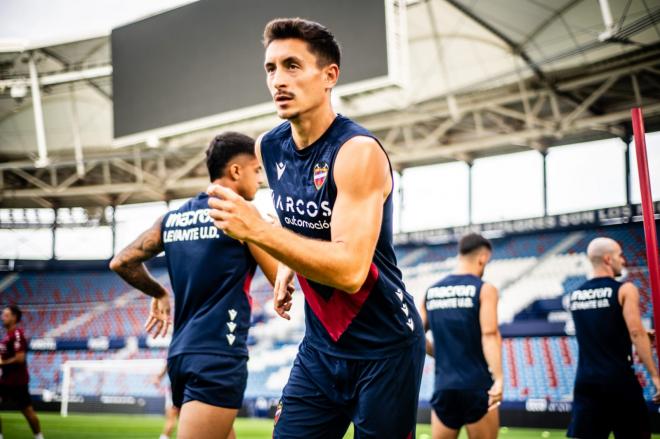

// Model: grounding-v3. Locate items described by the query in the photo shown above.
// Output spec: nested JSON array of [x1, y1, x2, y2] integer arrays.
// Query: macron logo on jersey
[[276, 162, 286, 180], [426, 284, 477, 310], [570, 287, 613, 311]]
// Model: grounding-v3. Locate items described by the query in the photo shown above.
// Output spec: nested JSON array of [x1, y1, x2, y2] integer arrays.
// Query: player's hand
[[207, 184, 266, 242], [274, 264, 295, 320], [652, 375, 660, 404], [151, 374, 161, 387], [145, 294, 171, 338], [488, 379, 503, 409]]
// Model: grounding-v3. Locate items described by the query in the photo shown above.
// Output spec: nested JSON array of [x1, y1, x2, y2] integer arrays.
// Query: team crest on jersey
[[313, 162, 329, 190]]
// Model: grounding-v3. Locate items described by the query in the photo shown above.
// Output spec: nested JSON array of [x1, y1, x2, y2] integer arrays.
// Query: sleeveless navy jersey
[[260, 115, 423, 359], [570, 277, 635, 385], [425, 274, 493, 390], [162, 192, 256, 359]]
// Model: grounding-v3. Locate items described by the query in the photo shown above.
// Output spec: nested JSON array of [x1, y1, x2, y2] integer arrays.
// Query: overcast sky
[[0, 0, 197, 48]]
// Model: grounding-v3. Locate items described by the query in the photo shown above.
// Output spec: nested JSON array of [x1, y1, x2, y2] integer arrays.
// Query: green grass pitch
[[0, 412, 657, 438]]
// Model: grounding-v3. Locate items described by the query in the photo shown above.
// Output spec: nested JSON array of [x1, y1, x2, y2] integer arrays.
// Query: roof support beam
[[562, 74, 619, 127], [28, 54, 49, 168]]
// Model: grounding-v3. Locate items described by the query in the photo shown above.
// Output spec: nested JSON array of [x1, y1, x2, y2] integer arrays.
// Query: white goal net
[[60, 359, 166, 417]]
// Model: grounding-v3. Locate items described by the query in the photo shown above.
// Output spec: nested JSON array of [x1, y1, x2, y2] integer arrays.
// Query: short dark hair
[[5, 305, 22, 323], [263, 18, 341, 67], [458, 233, 492, 256], [205, 132, 256, 181]]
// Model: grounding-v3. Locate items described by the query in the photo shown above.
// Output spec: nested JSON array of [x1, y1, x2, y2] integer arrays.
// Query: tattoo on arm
[[110, 216, 167, 298]]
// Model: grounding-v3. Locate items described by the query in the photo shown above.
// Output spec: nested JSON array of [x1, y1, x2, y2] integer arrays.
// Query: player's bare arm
[[208, 135, 390, 294], [620, 281, 660, 403], [419, 293, 434, 357], [272, 263, 295, 320], [110, 216, 167, 298], [247, 243, 278, 286], [0, 351, 25, 366], [248, 242, 296, 318], [480, 282, 503, 407], [152, 363, 168, 386], [109, 216, 171, 338]]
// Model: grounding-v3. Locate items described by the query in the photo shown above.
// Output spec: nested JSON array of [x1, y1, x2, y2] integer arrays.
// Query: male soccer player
[[567, 237, 660, 439], [0, 305, 44, 439], [110, 132, 280, 439], [207, 18, 425, 439], [420, 233, 503, 439]]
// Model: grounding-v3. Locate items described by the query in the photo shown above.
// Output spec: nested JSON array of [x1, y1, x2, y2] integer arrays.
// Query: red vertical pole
[[631, 107, 660, 354]]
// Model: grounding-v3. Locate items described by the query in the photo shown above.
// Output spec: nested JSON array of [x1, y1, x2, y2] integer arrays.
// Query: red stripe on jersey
[[297, 263, 379, 342], [242, 267, 255, 309]]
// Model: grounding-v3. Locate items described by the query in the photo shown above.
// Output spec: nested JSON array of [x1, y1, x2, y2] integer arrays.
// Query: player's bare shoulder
[[481, 282, 499, 296], [339, 135, 386, 160], [618, 281, 639, 304], [334, 136, 391, 196], [255, 132, 267, 159]]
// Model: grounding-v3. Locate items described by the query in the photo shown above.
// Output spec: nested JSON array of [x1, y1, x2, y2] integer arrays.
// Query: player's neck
[[5, 323, 15, 332], [212, 177, 239, 194], [289, 103, 336, 150], [454, 260, 481, 277], [592, 265, 614, 279]]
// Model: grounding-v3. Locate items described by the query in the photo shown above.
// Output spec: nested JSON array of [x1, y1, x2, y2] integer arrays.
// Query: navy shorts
[[431, 389, 489, 429], [567, 381, 650, 439], [273, 337, 425, 439], [0, 384, 32, 409], [167, 353, 247, 409]]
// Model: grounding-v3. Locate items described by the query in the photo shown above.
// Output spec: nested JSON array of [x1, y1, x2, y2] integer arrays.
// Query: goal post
[[631, 107, 660, 355], [60, 358, 165, 417]]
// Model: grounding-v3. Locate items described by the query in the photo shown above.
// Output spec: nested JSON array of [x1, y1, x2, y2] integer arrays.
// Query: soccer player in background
[[151, 363, 178, 439], [110, 132, 281, 439], [207, 18, 425, 438], [420, 234, 503, 439], [567, 237, 660, 439], [0, 305, 44, 439]]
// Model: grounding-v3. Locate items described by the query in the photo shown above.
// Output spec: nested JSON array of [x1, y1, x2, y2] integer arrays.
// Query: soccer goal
[[60, 359, 165, 417]]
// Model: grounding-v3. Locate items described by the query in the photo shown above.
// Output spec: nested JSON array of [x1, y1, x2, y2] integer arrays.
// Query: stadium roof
[[1, 0, 659, 208]]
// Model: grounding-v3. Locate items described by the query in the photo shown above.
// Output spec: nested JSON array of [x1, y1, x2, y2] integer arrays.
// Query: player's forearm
[[1, 356, 23, 365], [631, 329, 660, 379], [482, 332, 504, 382], [425, 336, 434, 357], [111, 261, 167, 299], [248, 222, 370, 293], [109, 217, 165, 298], [247, 243, 278, 286]]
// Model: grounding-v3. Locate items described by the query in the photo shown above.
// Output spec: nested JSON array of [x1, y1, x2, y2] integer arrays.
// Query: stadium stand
[[2, 222, 657, 413]]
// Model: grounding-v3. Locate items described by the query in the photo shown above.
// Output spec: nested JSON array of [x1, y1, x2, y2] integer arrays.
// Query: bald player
[[567, 237, 660, 439]]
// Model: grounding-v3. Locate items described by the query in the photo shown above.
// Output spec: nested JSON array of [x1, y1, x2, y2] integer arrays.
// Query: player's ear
[[324, 64, 339, 89], [228, 163, 241, 181], [478, 249, 487, 266]]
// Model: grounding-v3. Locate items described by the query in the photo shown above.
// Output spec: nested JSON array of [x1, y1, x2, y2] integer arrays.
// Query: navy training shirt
[[425, 274, 493, 390], [260, 115, 423, 359], [162, 192, 256, 359], [570, 277, 636, 385]]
